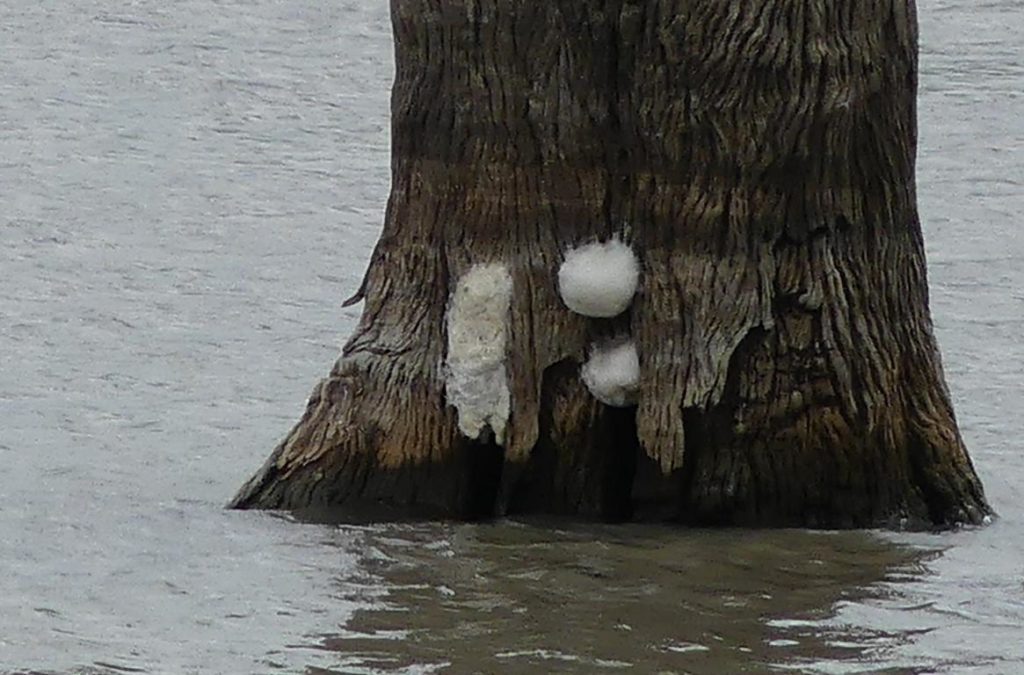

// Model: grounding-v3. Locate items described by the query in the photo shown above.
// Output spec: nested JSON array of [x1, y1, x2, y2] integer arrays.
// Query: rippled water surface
[[2, 1, 1022, 673]]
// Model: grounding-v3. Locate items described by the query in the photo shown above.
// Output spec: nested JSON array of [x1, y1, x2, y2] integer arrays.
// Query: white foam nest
[[581, 339, 639, 407], [445, 263, 513, 443], [557, 239, 639, 318]]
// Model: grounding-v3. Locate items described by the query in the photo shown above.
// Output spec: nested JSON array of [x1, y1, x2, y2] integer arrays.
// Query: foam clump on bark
[[582, 339, 640, 407], [445, 263, 513, 443], [557, 239, 640, 318]]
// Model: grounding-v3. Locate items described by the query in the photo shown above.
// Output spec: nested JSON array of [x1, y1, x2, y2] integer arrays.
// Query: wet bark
[[229, 0, 990, 528]]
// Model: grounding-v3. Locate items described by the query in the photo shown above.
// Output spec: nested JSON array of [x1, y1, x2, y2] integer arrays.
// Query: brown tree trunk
[[229, 0, 990, 528]]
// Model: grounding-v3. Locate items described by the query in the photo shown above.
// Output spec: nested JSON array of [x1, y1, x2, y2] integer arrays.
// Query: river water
[[1, 1, 1021, 673]]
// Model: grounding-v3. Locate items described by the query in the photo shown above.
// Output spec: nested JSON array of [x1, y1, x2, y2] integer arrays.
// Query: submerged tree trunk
[[230, 0, 990, 528]]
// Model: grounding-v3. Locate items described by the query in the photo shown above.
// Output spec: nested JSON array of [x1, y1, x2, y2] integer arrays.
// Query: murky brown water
[[2, 0, 1021, 673], [318, 521, 929, 673]]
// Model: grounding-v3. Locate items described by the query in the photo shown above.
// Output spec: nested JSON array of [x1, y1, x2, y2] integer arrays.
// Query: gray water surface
[[2, 1, 1022, 673]]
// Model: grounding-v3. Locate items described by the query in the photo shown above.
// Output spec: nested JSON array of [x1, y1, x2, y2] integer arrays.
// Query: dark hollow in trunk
[[229, 0, 990, 529]]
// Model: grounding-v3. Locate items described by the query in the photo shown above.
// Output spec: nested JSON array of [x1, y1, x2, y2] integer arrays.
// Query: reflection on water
[[301, 520, 933, 674]]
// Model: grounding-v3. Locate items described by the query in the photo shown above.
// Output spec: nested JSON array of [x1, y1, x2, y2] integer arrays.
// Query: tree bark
[[229, 0, 990, 528]]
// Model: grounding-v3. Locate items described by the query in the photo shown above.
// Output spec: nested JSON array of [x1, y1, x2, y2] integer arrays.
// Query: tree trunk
[[229, 0, 990, 528]]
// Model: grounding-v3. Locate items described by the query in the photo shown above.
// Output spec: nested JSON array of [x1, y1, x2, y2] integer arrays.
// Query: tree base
[[229, 344, 990, 530]]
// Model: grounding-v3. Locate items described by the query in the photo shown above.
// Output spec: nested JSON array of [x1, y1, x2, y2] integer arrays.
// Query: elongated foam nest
[[557, 239, 639, 318], [445, 263, 513, 443]]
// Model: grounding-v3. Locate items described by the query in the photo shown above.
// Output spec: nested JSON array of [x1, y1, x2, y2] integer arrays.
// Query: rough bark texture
[[230, 0, 990, 528]]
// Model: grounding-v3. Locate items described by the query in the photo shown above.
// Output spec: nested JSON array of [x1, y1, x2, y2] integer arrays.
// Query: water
[[1, 0, 1021, 673]]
